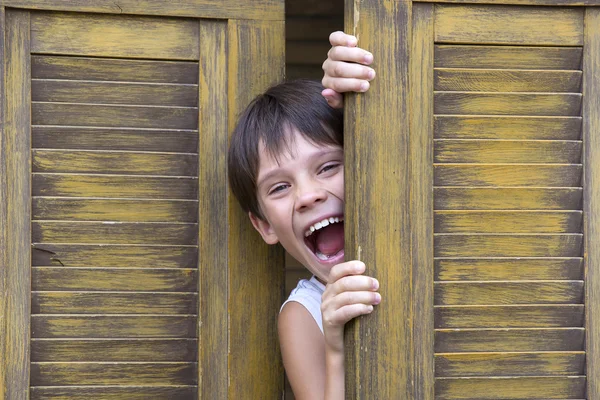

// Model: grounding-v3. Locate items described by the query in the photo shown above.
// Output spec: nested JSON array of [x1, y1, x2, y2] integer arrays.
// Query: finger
[[323, 59, 375, 80], [328, 260, 366, 283], [325, 291, 382, 310], [329, 31, 358, 47], [327, 45, 373, 65], [329, 274, 379, 295], [323, 304, 374, 327], [322, 76, 370, 94], [321, 89, 344, 109]]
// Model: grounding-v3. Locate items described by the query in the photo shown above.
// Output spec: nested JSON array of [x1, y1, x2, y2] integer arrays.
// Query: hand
[[321, 261, 381, 353], [321, 31, 376, 108]]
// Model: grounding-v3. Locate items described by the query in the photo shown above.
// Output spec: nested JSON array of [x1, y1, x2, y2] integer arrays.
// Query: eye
[[319, 163, 341, 175], [268, 183, 290, 196]]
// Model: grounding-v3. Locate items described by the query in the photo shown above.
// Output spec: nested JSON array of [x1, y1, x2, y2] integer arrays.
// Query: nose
[[295, 178, 327, 212]]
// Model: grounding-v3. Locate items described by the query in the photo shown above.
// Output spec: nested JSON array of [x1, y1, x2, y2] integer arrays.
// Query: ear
[[249, 212, 279, 245]]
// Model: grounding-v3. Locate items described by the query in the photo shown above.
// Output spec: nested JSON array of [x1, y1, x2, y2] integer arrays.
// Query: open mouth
[[304, 216, 344, 261]]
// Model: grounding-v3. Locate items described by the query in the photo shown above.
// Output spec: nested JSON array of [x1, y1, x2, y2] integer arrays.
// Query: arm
[[321, 31, 376, 108]]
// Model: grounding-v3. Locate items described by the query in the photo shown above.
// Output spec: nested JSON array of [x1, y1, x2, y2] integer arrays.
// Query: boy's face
[[250, 130, 344, 283]]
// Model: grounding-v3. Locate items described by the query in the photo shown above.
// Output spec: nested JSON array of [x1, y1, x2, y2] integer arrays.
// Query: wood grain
[[0, 8, 5, 399], [30, 386, 197, 399]]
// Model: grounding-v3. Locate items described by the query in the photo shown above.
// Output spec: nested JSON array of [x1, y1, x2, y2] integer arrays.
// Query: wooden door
[[0, 2, 285, 399], [345, 1, 599, 398]]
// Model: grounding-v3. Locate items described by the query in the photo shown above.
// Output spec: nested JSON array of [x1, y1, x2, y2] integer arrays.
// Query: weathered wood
[[435, 45, 583, 70], [435, 258, 584, 281], [435, 281, 584, 305], [0, 8, 5, 398], [424, 0, 600, 5], [435, 234, 583, 257], [32, 55, 199, 83], [31, 362, 197, 385], [583, 7, 600, 397], [33, 173, 198, 199], [1, 0, 284, 20], [227, 18, 285, 400], [435, 351, 585, 376], [410, 4, 435, 399], [32, 268, 197, 292], [31, 338, 198, 361], [1, 10, 31, 400], [31, 12, 199, 60], [434, 92, 582, 116], [434, 164, 582, 186], [435, 69, 582, 93], [434, 5, 583, 46], [344, 0, 413, 398], [435, 328, 585, 352], [435, 140, 582, 164], [30, 386, 197, 400], [434, 187, 583, 210], [434, 116, 582, 140]]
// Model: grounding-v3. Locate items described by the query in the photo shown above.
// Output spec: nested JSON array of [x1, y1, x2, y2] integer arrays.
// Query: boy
[[228, 80, 381, 399]]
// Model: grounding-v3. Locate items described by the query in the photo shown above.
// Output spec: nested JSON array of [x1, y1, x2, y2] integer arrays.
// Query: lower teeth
[[316, 251, 329, 260]]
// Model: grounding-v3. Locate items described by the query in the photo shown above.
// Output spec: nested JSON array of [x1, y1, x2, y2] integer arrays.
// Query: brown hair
[[228, 80, 343, 220]]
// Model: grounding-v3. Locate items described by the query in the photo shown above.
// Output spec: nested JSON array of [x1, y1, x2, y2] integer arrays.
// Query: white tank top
[[281, 276, 326, 333]]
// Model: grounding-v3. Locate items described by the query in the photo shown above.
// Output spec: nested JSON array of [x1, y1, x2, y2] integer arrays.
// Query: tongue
[[315, 223, 344, 256]]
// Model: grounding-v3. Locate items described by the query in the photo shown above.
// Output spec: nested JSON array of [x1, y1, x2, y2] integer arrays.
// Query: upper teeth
[[305, 217, 343, 237]]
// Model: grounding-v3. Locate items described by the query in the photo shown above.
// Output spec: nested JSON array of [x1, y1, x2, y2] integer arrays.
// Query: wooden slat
[[30, 386, 197, 399], [435, 234, 583, 257], [32, 80, 198, 107], [434, 187, 583, 210], [434, 5, 583, 46], [424, 0, 600, 5], [584, 8, 600, 396], [435, 352, 585, 377], [435, 140, 582, 164], [0, 10, 31, 400], [32, 268, 197, 292], [435, 281, 584, 305], [32, 221, 197, 245], [434, 116, 582, 140], [31, 315, 197, 338], [31, 338, 198, 361], [435, 258, 583, 281], [434, 211, 582, 233], [32, 150, 198, 176], [31, 12, 199, 60], [32, 103, 198, 130], [435, 69, 582, 92], [435, 305, 584, 328], [31, 244, 196, 268], [434, 92, 582, 116], [33, 174, 198, 199], [1, 0, 284, 21], [435, 376, 586, 399], [435, 45, 583, 70], [32, 55, 199, 83], [30, 362, 197, 385], [435, 328, 585, 352], [33, 198, 198, 222], [32, 292, 198, 314], [434, 164, 582, 187]]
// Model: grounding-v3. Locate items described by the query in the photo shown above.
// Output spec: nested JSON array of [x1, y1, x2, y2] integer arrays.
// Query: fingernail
[[364, 53, 373, 64], [367, 305, 374, 312], [374, 293, 381, 304], [360, 81, 369, 92], [367, 69, 375, 80], [372, 279, 379, 290]]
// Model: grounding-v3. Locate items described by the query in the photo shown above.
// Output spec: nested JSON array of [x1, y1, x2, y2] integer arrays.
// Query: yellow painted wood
[[434, 116, 582, 140], [31, 12, 199, 60], [1, 0, 284, 21], [32, 55, 199, 83], [435, 376, 585, 399], [434, 92, 582, 116], [31, 244, 197, 268], [32, 268, 197, 292], [31, 339, 198, 361], [435, 328, 585, 352], [434, 187, 583, 210], [435, 211, 582, 233], [30, 386, 197, 400], [32, 292, 198, 314], [435, 281, 584, 305], [434, 164, 582, 187], [31, 315, 197, 338], [425, 0, 600, 5], [435, 258, 583, 281], [435, 234, 583, 257], [435, 351, 585, 376], [1, 10, 31, 400], [435, 305, 584, 328], [583, 7, 600, 396], [434, 5, 583, 46], [33, 174, 199, 199], [435, 45, 583, 70], [410, 4, 435, 399], [30, 362, 197, 385], [435, 69, 582, 92]]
